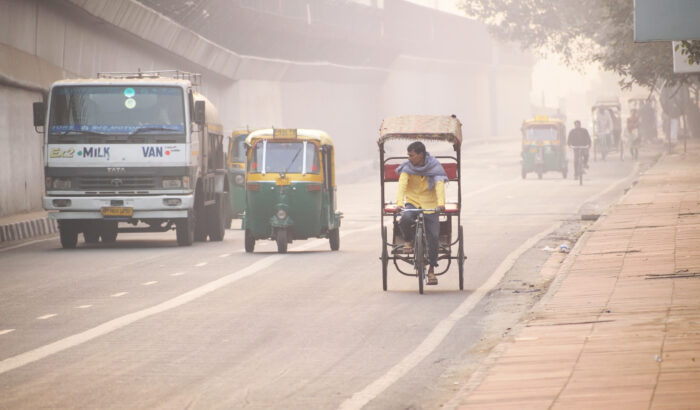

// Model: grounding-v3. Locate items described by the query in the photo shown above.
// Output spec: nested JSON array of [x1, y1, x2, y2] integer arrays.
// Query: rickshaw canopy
[[246, 128, 334, 147], [378, 115, 462, 147]]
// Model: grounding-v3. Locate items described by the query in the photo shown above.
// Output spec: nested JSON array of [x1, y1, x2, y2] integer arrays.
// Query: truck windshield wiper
[[58, 129, 108, 137], [129, 126, 180, 137]]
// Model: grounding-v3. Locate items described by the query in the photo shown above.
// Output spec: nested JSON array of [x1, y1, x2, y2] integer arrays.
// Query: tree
[[460, 0, 700, 136]]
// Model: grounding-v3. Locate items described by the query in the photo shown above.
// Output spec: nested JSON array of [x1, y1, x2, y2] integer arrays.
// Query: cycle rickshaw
[[378, 115, 466, 294]]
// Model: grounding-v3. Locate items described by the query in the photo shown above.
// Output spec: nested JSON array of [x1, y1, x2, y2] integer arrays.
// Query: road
[[0, 140, 655, 409]]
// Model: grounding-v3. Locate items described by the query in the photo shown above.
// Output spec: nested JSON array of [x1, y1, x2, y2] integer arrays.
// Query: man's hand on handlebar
[[436, 205, 445, 214]]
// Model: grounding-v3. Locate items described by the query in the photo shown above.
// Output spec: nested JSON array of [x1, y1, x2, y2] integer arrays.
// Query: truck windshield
[[525, 126, 558, 141], [48, 86, 186, 143], [249, 141, 320, 174]]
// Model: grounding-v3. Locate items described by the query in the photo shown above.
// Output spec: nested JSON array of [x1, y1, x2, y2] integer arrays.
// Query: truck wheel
[[207, 194, 226, 242], [244, 229, 255, 253], [58, 221, 78, 249], [83, 224, 100, 244], [194, 201, 207, 242], [176, 214, 194, 246], [100, 222, 118, 243], [276, 229, 288, 253], [329, 228, 340, 251]]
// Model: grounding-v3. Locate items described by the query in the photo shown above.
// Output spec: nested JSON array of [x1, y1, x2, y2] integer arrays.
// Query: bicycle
[[571, 145, 589, 186], [399, 208, 437, 294]]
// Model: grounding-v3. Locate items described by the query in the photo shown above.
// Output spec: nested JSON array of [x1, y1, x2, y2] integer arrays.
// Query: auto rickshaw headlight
[[234, 174, 245, 186], [276, 209, 287, 220]]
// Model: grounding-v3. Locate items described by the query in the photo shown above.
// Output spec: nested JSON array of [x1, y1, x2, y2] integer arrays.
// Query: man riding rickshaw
[[591, 100, 622, 160], [242, 128, 341, 253], [520, 115, 568, 179], [379, 115, 466, 294]]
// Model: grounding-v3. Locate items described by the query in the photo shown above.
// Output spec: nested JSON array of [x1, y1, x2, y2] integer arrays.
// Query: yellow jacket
[[396, 173, 445, 212]]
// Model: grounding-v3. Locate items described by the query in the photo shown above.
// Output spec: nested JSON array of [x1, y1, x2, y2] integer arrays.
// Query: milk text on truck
[[33, 71, 229, 248]]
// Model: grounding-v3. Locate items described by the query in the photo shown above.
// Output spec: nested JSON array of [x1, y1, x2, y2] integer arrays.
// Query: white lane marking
[[339, 162, 642, 409], [219, 253, 231, 258], [0, 237, 55, 252], [0, 225, 376, 376], [170, 272, 185, 276], [75, 305, 92, 309], [37, 314, 57, 320], [110, 292, 128, 298], [338, 222, 559, 410], [142, 281, 158, 286], [0, 329, 15, 336], [195, 262, 208, 267]]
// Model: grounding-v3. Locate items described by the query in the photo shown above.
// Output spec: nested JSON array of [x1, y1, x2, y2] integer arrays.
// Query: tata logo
[[107, 167, 126, 174], [78, 147, 110, 160], [142, 146, 165, 158]]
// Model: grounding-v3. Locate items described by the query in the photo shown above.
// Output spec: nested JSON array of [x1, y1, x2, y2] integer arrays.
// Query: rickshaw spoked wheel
[[381, 226, 388, 291], [415, 223, 425, 295], [329, 228, 340, 251], [458, 225, 465, 291], [244, 229, 255, 253], [276, 229, 288, 253]]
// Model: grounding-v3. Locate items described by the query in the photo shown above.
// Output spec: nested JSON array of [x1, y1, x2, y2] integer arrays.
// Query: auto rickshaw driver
[[396, 141, 447, 286]]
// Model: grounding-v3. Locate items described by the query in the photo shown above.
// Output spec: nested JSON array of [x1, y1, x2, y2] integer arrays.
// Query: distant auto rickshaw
[[242, 128, 342, 253], [520, 116, 568, 179], [591, 100, 622, 160], [225, 129, 252, 228], [379, 115, 466, 294]]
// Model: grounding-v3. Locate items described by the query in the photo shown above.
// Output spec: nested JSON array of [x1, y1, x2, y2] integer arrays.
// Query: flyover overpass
[[0, 0, 532, 217]]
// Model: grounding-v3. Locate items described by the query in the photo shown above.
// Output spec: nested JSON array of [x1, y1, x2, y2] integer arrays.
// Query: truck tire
[[176, 214, 194, 246], [100, 222, 118, 243], [59, 221, 78, 249], [207, 193, 226, 242], [194, 201, 207, 242], [83, 223, 100, 244]]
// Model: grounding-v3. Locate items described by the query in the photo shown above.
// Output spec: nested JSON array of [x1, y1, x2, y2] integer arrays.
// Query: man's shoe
[[426, 267, 438, 285]]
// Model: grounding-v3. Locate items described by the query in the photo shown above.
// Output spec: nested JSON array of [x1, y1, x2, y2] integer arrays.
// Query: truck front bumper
[[43, 194, 194, 220]]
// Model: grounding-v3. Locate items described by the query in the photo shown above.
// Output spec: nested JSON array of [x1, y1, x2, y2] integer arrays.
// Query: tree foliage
[[459, 0, 698, 90]]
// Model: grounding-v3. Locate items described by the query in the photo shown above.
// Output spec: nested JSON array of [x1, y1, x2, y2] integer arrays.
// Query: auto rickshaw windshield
[[525, 125, 558, 141], [249, 141, 320, 174]]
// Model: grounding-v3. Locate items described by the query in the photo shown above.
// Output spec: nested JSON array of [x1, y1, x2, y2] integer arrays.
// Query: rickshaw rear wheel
[[244, 229, 255, 252], [329, 228, 340, 251], [415, 223, 425, 295], [381, 226, 388, 291], [458, 225, 465, 291], [276, 229, 288, 253]]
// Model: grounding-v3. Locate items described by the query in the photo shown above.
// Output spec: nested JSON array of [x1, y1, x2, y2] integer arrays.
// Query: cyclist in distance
[[396, 141, 447, 285], [568, 120, 592, 169]]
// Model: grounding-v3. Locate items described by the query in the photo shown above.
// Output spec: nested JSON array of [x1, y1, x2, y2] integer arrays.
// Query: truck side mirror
[[33, 102, 45, 128], [194, 100, 205, 125]]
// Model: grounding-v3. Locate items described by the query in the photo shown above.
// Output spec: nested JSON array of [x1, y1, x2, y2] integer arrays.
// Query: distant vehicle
[[628, 97, 658, 143], [591, 100, 622, 160], [242, 128, 342, 253], [520, 115, 568, 179], [33, 70, 229, 248], [225, 128, 253, 228]]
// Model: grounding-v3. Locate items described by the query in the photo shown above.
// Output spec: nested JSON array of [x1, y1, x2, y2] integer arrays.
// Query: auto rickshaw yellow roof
[[523, 115, 565, 127], [378, 115, 462, 146], [245, 128, 334, 146]]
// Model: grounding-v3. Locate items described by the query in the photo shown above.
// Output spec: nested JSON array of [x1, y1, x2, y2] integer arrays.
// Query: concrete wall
[[0, 0, 532, 218]]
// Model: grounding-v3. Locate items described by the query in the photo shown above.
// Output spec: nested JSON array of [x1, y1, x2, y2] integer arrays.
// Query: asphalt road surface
[[0, 140, 657, 409]]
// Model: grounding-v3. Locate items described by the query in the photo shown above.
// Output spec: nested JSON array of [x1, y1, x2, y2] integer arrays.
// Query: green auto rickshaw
[[242, 128, 342, 253], [521, 116, 568, 179], [225, 129, 252, 228]]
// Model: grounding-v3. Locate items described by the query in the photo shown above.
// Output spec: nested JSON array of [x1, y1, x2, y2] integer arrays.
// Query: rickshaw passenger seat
[[384, 164, 400, 181], [441, 163, 458, 180]]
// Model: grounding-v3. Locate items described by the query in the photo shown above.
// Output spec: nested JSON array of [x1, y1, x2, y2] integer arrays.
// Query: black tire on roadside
[[276, 229, 288, 253], [176, 213, 194, 246], [244, 229, 255, 253], [83, 223, 100, 244], [59, 221, 78, 249], [207, 193, 226, 242], [329, 228, 340, 251], [100, 222, 118, 243]]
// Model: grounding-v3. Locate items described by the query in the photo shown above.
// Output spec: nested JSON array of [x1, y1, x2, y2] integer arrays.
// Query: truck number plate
[[101, 206, 133, 217]]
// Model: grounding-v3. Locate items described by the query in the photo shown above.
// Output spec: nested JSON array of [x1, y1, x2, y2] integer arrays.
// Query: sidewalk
[[452, 141, 700, 408], [0, 210, 57, 244]]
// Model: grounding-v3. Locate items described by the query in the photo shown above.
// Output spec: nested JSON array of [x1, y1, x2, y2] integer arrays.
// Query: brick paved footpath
[[453, 143, 700, 409]]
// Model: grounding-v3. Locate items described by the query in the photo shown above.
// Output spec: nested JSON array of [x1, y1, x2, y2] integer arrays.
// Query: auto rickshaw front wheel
[[244, 229, 255, 253], [329, 228, 340, 251], [276, 229, 288, 253]]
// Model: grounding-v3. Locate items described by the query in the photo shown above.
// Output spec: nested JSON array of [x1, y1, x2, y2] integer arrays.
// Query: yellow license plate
[[275, 178, 291, 186], [101, 206, 133, 217]]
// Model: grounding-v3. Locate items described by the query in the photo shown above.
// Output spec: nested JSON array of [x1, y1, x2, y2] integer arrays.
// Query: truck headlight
[[52, 178, 71, 189], [162, 177, 183, 188]]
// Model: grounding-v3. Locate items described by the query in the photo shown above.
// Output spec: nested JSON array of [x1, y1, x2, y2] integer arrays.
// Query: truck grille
[[78, 176, 156, 190]]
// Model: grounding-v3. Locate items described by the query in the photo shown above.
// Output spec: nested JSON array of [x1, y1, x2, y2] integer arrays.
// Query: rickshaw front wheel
[[381, 226, 388, 291], [276, 229, 288, 253], [329, 228, 340, 251], [458, 225, 465, 291], [244, 229, 255, 253]]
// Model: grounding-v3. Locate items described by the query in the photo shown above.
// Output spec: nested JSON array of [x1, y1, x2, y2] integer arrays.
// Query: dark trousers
[[399, 203, 439, 267]]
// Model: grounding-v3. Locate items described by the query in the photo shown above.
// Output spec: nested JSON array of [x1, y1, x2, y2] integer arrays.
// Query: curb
[[0, 218, 58, 243]]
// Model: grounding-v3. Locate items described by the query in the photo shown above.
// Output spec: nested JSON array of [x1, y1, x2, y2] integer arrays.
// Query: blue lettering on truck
[[78, 147, 110, 160], [142, 146, 164, 158]]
